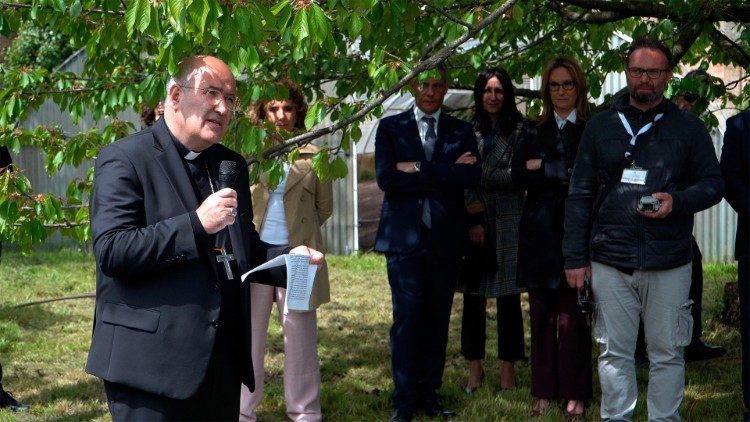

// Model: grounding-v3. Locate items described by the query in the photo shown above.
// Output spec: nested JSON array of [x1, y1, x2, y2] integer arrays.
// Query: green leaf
[[52, 0, 66, 12], [125, 0, 142, 37], [189, 0, 210, 35], [70, 0, 82, 17], [271, 1, 288, 15], [167, 0, 188, 31], [330, 155, 348, 179], [139, 1, 152, 33], [308, 4, 330, 45], [311, 150, 331, 181], [348, 14, 363, 37], [305, 101, 321, 130], [291, 8, 310, 41]]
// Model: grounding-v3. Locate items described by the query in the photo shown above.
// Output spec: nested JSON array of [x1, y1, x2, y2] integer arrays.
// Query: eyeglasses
[[178, 84, 239, 112], [577, 277, 594, 314], [627, 67, 669, 79], [549, 81, 576, 92]]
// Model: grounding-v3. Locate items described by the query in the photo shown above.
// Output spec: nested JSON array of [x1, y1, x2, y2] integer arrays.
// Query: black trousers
[[104, 327, 242, 421], [460, 293, 525, 362], [386, 239, 460, 413], [739, 258, 750, 412]]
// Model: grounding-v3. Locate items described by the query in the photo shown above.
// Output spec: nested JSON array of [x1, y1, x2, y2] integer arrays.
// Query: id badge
[[621, 167, 648, 185]]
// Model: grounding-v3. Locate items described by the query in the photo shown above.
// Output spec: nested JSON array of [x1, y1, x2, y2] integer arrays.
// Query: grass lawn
[[0, 250, 742, 421]]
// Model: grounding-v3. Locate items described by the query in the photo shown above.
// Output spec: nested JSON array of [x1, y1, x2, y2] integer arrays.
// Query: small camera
[[637, 195, 661, 213], [578, 277, 593, 315]]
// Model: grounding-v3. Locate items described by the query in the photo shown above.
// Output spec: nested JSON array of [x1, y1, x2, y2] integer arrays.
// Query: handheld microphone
[[218, 160, 238, 190]]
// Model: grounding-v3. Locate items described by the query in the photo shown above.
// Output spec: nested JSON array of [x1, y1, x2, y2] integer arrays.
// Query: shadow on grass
[[0, 303, 85, 333], [7, 377, 108, 422]]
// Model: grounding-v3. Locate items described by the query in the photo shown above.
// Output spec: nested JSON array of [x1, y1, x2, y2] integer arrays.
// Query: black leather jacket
[[563, 94, 724, 270]]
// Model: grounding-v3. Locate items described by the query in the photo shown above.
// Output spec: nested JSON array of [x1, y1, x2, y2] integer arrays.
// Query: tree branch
[[558, 0, 671, 18], [489, 13, 583, 65], [420, 0, 471, 28], [548, 0, 625, 23], [253, 0, 519, 162], [14, 292, 95, 308], [708, 26, 750, 69], [0, 1, 124, 16], [671, 21, 704, 65]]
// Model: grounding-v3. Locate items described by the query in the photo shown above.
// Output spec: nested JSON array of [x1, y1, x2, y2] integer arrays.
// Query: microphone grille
[[218, 160, 238, 185]]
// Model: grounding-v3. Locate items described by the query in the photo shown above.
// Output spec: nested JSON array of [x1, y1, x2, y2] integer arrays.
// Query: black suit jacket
[[86, 118, 275, 399], [722, 110, 750, 261], [374, 109, 480, 257], [0, 146, 11, 169]]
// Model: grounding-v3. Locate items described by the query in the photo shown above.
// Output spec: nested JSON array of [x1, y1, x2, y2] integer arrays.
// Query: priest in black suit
[[86, 55, 324, 421]]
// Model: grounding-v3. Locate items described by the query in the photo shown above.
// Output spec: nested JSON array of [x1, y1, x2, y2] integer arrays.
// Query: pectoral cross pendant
[[213, 247, 235, 280]]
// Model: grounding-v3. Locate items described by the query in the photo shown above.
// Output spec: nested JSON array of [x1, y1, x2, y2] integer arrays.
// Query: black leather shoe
[[390, 409, 414, 422], [0, 387, 29, 412], [684, 341, 727, 363], [422, 405, 457, 419]]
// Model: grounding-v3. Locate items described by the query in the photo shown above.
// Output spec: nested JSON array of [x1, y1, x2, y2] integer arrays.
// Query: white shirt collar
[[184, 151, 202, 160], [414, 106, 441, 125], [554, 109, 577, 128]]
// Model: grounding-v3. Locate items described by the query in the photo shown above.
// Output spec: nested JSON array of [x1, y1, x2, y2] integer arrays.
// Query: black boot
[[0, 384, 29, 412], [684, 340, 727, 363]]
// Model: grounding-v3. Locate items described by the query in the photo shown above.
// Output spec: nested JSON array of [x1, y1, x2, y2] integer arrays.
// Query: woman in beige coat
[[239, 81, 333, 422]]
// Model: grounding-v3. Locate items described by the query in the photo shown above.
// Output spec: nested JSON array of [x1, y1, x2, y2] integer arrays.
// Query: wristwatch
[[413, 162, 421, 172]]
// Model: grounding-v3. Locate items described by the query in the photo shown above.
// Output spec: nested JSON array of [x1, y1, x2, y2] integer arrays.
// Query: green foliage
[[0, 0, 748, 249], [4, 22, 74, 70]]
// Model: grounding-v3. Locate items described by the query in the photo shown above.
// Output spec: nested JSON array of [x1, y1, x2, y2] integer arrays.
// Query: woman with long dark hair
[[511, 56, 592, 418], [458, 67, 525, 394]]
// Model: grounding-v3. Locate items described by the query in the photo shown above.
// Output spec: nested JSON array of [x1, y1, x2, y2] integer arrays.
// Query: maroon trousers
[[529, 288, 592, 401]]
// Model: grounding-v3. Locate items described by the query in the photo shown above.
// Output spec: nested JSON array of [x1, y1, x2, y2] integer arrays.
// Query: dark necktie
[[421, 116, 437, 227], [422, 116, 437, 161]]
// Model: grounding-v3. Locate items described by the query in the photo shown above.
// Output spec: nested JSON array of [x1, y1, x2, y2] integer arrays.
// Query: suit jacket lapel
[[403, 111, 426, 160], [151, 119, 196, 212], [434, 113, 452, 161]]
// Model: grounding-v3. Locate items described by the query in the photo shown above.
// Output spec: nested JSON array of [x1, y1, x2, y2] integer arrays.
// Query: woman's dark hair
[[249, 79, 308, 130], [472, 67, 523, 137], [140, 104, 156, 127], [538, 56, 589, 126]]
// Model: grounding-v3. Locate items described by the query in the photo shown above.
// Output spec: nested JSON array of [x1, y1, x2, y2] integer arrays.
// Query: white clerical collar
[[554, 109, 577, 128], [414, 106, 442, 124], [184, 151, 202, 160]]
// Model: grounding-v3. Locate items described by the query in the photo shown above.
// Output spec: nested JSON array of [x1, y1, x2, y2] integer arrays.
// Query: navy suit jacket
[[722, 110, 750, 261], [86, 118, 278, 399], [374, 109, 480, 258]]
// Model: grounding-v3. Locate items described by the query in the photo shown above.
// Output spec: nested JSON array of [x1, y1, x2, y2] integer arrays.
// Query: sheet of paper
[[284, 254, 318, 313], [240, 254, 318, 313], [240, 254, 287, 282]]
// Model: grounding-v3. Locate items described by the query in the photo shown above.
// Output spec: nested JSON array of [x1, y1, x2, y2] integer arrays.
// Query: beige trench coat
[[250, 144, 334, 308]]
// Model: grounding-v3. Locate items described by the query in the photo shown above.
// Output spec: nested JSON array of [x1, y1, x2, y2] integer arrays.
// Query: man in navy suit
[[86, 55, 323, 421], [375, 65, 481, 422], [722, 109, 750, 421]]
